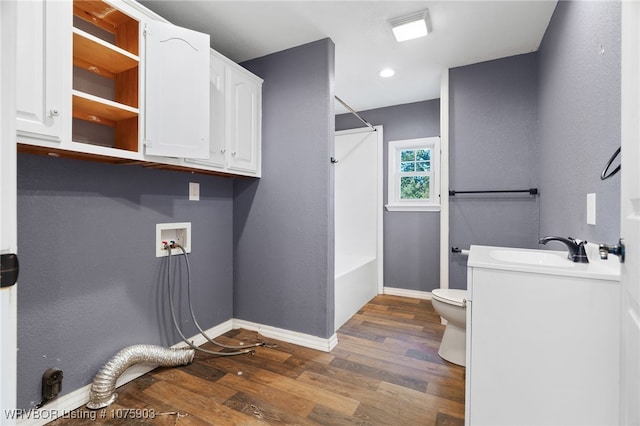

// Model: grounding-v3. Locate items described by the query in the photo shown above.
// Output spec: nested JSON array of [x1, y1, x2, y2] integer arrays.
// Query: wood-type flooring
[[49, 295, 465, 425]]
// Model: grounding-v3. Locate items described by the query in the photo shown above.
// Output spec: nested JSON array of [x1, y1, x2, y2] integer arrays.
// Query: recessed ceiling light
[[379, 68, 395, 78], [389, 10, 429, 43]]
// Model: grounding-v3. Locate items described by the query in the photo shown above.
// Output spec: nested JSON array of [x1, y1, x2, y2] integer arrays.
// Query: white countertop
[[467, 244, 621, 281]]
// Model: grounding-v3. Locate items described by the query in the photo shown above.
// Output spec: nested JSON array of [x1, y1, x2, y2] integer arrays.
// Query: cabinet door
[[144, 19, 209, 159], [15, 0, 71, 144], [226, 68, 261, 175], [185, 52, 226, 169]]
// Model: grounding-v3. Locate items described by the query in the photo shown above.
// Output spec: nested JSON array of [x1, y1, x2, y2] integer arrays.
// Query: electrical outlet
[[42, 368, 63, 402], [189, 182, 200, 201], [156, 222, 192, 257]]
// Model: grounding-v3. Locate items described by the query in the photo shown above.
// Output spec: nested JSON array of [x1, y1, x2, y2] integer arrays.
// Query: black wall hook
[[601, 147, 621, 180]]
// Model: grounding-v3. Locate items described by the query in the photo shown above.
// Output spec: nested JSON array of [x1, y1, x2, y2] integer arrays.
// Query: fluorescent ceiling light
[[389, 10, 429, 42], [379, 68, 395, 78]]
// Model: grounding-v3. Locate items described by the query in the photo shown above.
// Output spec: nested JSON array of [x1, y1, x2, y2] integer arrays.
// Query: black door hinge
[[1, 254, 19, 288]]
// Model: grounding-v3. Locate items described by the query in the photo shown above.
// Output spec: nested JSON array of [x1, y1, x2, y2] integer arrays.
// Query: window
[[386, 137, 440, 212]]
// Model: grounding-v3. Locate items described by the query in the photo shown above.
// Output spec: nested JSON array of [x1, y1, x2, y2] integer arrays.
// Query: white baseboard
[[383, 286, 432, 300], [232, 319, 338, 353], [170, 319, 234, 351], [13, 318, 336, 426]]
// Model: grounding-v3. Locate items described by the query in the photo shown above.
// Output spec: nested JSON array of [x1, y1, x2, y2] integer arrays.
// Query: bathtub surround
[[336, 100, 441, 293], [235, 38, 336, 339]]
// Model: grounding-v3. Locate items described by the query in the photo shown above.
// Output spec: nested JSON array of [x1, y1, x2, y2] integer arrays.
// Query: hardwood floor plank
[[329, 357, 428, 393], [296, 369, 439, 424], [142, 381, 261, 425], [377, 381, 465, 419], [306, 404, 374, 426], [292, 358, 381, 392], [251, 369, 361, 416], [217, 371, 317, 417], [435, 412, 465, 426], [334, 341, 464, 381], [151, 367, 237, 402], [224, 391, 319, 425]]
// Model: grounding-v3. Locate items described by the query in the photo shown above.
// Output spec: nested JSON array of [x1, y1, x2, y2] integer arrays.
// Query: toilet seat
[[432, 289, 466, 307]]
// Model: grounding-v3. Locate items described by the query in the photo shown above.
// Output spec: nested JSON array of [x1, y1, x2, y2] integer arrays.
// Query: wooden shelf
[[72, 90, 138, 123], [73, 28, 138, 76], [73, 1, 134, 36]]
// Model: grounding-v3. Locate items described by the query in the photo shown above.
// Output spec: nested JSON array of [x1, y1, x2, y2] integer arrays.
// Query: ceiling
[[139, 1, 558, 115]]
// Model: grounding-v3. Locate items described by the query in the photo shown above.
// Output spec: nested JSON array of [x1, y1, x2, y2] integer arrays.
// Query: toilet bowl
[[431, 288, 467, 367]]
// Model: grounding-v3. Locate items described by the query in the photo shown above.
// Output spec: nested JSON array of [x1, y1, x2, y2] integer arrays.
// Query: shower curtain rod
[[335, 96, 376, 131]]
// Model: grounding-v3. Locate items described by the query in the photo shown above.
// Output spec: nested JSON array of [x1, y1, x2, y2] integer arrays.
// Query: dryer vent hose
[[86, 344, 195, 410]]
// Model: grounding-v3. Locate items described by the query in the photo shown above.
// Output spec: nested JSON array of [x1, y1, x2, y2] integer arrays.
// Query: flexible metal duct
[[86, 344, 195, 410]]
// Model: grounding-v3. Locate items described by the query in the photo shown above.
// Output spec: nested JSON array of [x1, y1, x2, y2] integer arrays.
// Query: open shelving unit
[[72, 0, 140, 152]]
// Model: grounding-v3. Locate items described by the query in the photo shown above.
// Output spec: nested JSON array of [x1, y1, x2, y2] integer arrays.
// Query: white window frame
[[386, 137, 440, 212]]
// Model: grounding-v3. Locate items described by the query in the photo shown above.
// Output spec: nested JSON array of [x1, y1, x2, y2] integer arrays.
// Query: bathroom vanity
[[465, 245, 621, 426]]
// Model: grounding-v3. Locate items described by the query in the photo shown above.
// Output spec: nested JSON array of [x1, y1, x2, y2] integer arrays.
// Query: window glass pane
[[416, 161, 430, 172], [416, 149, 430, 161], [400, 176, 430, 200], [401, 150, 415, 161], [401, 162, 415, 172]]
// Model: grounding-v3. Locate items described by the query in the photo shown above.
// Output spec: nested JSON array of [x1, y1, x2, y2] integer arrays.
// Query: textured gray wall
[[17, 154, 234, 408], [537, 0, 621, 243], [234, 39, 336, 338], [449, 53, 540, 289], [335, 100, 441, 292]]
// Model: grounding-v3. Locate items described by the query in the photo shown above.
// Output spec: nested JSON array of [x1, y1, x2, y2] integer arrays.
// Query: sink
[[489, 249, 574, 268], [468, 245, 620, 281]]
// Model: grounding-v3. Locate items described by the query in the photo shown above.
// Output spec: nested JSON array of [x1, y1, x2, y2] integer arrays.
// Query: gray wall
[[537, 0, 621, 243], [449, 53, 540, 289], [234, 39, 336, 338], [17, 154, 234, 408], [447, 0, 621, 289], [335, 100, 441, 292]]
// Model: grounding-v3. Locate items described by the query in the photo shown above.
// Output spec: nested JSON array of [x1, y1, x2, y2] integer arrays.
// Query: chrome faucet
[[538, 236, 589, 263]]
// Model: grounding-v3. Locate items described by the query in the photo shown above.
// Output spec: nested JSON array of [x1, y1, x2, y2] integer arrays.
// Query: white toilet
[[431, 288, 467, 367]]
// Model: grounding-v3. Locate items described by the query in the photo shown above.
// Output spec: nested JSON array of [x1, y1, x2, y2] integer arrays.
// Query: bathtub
[[335, 254, 378, 330]]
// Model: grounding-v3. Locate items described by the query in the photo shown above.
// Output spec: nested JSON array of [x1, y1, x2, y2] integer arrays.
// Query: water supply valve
[[598, 238, 625, 263]]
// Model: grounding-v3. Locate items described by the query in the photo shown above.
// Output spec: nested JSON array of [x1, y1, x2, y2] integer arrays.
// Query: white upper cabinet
[[205, 54, 227, 169], [15, 0, 261, 177], [144, 19, 210, 159], [226, 65, 261, 175], [186, 50, 262, 177], [16, 0, 71, 145]]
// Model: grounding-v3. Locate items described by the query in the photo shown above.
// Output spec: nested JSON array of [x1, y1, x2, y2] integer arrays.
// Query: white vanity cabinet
[[186, 50, 262, 177], [465, 245, 620, 426], [15, 0, 71, 146]]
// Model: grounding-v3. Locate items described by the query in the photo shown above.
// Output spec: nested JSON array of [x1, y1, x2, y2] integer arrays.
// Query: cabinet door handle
[[220, 149, 226, 154], [49, 109, 60, 118]]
